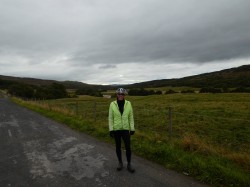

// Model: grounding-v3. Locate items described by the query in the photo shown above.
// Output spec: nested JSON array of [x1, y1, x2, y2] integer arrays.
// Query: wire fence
[[28, 98, 250, 152]]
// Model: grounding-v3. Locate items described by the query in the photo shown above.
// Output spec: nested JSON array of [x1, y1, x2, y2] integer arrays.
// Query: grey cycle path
[[0, 98, 209, 187]]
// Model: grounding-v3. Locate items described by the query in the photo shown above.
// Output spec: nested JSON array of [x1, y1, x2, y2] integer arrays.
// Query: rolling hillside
[[1, 64, 250, 89], [128, 64, 250, 88], [0, 75, 107, 90], [0, 75, 56, 86]]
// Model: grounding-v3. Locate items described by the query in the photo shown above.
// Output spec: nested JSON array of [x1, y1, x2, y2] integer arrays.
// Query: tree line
[[0, 79, 68, 99], [1, 78, 249, 99], [127, 87, 250, 96]]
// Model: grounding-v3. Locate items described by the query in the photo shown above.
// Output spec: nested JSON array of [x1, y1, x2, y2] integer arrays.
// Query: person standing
[[108, 88, 135, 173]]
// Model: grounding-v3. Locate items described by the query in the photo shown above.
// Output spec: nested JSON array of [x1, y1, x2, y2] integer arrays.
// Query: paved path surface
[[0, 98, 209, 187]]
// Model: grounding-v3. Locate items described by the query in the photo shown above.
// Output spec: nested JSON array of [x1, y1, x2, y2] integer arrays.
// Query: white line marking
[[8, 129, 12, 138]]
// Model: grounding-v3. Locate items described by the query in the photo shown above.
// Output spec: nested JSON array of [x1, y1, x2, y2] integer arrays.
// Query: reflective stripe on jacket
[[108, 100, 135, 131]]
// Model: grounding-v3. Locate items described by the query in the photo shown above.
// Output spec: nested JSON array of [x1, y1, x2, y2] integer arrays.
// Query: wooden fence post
[[168, 107, 172, 138], [76, 101, 79, 115], [93, 102, 97, 121]]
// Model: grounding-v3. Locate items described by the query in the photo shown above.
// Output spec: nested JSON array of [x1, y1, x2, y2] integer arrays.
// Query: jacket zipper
[[115, 101, 127, 129]]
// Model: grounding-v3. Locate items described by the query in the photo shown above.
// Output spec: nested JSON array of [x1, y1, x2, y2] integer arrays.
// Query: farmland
[[12, 93, 250, 186]]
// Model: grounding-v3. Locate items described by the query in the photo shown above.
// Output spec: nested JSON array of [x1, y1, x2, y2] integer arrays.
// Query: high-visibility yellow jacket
[[108, 100, 135, 131]]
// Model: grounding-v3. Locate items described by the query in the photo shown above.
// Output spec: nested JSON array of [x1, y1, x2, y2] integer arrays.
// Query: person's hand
[[130, 131, 135, 135], [110, 131, 115, 138]]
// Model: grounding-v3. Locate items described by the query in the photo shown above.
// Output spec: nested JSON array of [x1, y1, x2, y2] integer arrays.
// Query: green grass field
[[12, 93, 250, 186]]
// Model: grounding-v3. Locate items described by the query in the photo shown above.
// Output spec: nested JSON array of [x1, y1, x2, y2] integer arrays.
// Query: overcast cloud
[[0, 0, 250, 84]]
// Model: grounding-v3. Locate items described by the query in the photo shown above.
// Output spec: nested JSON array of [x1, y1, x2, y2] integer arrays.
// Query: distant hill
[[62, 81, 113, 90], [127, 65, 250, 88], [0, 75, 113, 90], [0, 75, 57, 86], [1, 64, 250, 89]]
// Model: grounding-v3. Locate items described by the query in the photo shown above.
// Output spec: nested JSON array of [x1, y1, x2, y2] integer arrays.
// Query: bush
[[200, 87, 222, 93], [75, 88, 103, 97], [181, 90, 195, 93], [231, 87, 250, 93], [165, 89, 177, 94], [129, 88, 150, 96], [155, 90, 162, 95], [128, 88, 162, 96]]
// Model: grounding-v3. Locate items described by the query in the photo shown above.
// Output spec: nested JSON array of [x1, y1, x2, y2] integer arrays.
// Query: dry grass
[[182, 133, 218, 155], [26, 100, 75, 116], [182, 132, 250, 171]]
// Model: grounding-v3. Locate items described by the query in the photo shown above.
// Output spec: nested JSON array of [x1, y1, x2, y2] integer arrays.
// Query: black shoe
[[127, 164, 135, 173], [117, 162, 123, 171]]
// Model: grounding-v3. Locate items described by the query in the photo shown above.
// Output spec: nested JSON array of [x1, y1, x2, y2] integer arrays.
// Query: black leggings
[[114, 130, 131, 163]]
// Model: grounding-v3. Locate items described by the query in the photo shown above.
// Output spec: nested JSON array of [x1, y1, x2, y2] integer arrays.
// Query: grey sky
[[0, 0, 250, 84]]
